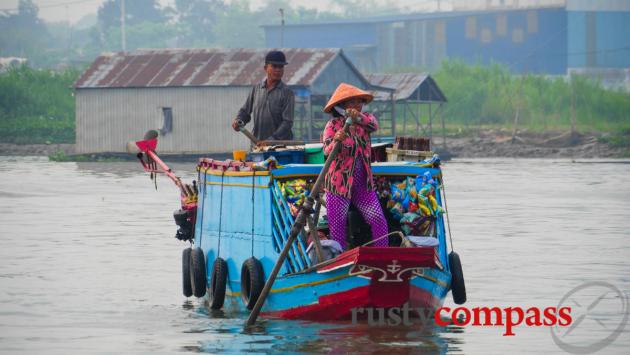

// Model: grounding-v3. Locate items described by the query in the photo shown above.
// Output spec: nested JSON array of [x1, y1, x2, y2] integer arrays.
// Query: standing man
[[232, 50, 295, 141]]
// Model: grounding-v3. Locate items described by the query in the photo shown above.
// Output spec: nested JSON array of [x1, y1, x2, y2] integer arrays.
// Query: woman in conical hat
[[321, 83, 388, 249]]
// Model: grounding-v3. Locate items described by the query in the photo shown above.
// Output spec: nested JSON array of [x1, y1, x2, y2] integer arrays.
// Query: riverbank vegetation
[[0, 66, 80, 144], [2, 61, 629, 148], [390, 60, 630, 137]]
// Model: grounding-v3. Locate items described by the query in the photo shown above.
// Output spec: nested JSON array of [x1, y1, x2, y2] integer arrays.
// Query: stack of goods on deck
[[376, 171, 443, 236], [279, 179, 311, 216]]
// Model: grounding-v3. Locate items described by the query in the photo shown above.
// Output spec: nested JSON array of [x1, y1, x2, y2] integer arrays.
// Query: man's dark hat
[[265, 50, 288, 65]]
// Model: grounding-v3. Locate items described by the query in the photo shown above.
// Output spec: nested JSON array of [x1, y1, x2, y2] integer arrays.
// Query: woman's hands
[[346, 108, 360, 123], [333, 108, 363, 141], [334, 130, 347, 142]]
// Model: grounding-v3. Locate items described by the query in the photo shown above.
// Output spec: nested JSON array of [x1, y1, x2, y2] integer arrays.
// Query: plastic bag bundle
[[415, 154, 441, 168], [400, 212, 433, 236], [279, 178, 310, 217], [253, 156, 279, 171], [381, 172, 442, 234], [281, 179, 308, 202]]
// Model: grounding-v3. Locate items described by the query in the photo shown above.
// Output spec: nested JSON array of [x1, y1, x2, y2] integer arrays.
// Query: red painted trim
[[261, 285, 441, 321], [317, 246, 439, 273]]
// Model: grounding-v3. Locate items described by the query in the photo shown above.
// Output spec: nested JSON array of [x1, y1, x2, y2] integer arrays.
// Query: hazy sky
[[0, 0, 442, 24]]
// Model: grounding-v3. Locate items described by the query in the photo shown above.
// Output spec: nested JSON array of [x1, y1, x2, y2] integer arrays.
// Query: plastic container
[[232, 150, 247, 161], [304, 143, 324, 164], [250, 149, 305, 165]]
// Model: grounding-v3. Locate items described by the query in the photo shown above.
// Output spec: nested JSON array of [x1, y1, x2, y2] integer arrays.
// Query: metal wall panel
[[567, 0, 630, 11], [311, 55, 371, 95], [76, 87, 252, 154], [568, 11, 630, 69]]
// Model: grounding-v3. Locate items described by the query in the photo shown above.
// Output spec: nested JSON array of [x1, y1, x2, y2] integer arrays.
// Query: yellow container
[[233, 150, 247, 161]]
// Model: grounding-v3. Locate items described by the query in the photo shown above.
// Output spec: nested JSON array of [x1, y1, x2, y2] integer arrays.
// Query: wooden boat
[[130, 132, 466, 321]]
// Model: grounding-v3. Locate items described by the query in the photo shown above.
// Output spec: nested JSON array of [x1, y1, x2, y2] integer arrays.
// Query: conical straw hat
[[323, 83, 374, 113]]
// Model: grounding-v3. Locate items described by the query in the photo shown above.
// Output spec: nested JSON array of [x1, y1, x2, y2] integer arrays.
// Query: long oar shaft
[[245, 118, 352, 327], [307, 198, 324, 263], [236, 122, 260, 145], [258, 140, 305, 146]]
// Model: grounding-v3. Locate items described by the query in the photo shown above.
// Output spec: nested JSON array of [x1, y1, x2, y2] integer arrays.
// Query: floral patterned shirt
[[322, 113, 378, 199]]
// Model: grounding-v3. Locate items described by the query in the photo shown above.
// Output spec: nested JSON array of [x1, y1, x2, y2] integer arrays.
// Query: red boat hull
[[262, 247, 447, 321]]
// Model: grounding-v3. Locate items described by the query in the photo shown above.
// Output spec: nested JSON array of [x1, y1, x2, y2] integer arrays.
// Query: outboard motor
[[173, 208, 194, 241]]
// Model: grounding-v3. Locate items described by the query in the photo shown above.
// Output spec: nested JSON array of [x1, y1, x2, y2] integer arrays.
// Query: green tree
[[97, 0, 167, 32], [0, 0, 50, 63], [105, 21, 180, 50], [213, 0, 261, 48], [174, 0, 226, 47], [94, 0, 171, 50]]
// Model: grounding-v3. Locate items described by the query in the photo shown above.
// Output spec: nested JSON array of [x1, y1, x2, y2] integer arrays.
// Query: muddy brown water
[[1, 156, 629, 354]]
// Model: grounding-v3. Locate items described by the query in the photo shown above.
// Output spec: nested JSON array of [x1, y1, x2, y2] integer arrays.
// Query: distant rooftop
[[366, 73, 447, 102], [75, 48, 355, 89]]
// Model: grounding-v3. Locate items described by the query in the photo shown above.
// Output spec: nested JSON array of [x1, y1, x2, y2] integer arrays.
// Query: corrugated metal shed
[[75, 48, 357, 89], [366, 73, 447, 102], [74, 48, 386, 154]]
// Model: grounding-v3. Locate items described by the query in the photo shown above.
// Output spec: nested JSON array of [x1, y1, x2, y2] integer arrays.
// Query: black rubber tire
[[240, 257, 265, 310], [190, 247, 207, 298], [449, 251, 467, 305], [182, 248, 193, 297], [209, 257, 228, 309]]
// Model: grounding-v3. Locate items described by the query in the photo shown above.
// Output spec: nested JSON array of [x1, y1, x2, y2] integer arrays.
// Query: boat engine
[[173, 208, 194, 241]]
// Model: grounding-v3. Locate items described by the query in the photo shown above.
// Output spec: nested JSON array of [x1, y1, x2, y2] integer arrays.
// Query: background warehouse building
[[263, 0, 630, 89], [73, 48, 378, 154]]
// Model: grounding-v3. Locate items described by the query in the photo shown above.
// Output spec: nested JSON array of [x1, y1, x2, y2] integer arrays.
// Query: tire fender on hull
[[448, 251, 466, 305], [209, 257, 228, 309], [241, 257, 264, 310], [190, 247, 207, 298], [182, 248, 193, 297]]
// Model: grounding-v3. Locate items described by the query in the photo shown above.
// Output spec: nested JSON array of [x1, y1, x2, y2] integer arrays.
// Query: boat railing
[[270, 179, 312, 274]]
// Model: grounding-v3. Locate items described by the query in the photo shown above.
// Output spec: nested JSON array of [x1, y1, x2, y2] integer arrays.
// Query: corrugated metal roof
[[366, 73, 447, 102], [74, 48, 343, 89]]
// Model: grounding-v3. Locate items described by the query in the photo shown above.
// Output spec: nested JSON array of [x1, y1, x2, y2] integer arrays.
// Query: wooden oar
[[245, 113, 354, 327], [235, 120, 260, 146], [257, 139, 305, 146], [307, 197, 325, 263]]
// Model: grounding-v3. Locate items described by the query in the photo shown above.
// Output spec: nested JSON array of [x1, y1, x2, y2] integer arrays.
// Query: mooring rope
[[251, 171, 255, 257], [362, 231, 404, 247], [217, 170, 225, 257], [197, 168, 207, 246], [440, 175, 455, 251]]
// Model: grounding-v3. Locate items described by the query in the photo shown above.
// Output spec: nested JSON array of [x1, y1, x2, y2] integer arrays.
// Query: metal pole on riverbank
[[121, 0, 126, 52]]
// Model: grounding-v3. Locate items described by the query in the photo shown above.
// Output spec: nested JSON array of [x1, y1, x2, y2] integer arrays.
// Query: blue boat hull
[[194, 162, 453, 319]]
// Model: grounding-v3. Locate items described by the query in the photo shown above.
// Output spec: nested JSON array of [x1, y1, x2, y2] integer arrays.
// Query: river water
[[1, 156, 629, 354]]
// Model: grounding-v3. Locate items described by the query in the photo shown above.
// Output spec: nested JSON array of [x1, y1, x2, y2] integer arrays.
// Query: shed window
[[496, 14, 507, 36], [481, 28, 493, 43], [527, 11, 538, 33], [465, 17, 477, 39], [160, 107, 173, 135], [435, 21, 445, 44], [512, 28, 524, 43]]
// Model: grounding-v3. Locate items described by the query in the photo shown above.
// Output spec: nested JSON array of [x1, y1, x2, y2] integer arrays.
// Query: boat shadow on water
[[185, 303, 466, 354]]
